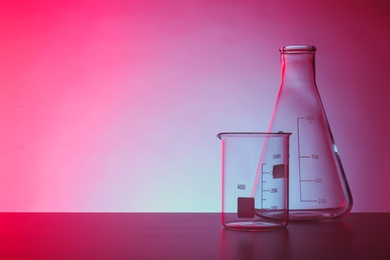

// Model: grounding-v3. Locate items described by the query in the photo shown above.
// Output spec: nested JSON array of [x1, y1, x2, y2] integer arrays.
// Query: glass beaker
[[268, 45, 353, 220], [217, 132, 291, 231]]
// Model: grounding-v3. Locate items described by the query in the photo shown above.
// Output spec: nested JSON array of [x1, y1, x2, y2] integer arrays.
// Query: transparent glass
[[217, 132, 291, 231], [268, 45, 353, 220]]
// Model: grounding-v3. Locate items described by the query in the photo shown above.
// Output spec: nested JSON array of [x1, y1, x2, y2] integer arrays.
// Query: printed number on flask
[[311, 154, 320, 159], [318, 198, 327, 204]]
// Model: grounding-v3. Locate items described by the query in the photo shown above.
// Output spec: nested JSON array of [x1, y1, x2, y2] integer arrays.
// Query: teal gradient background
[[1, 0, 389, 212]]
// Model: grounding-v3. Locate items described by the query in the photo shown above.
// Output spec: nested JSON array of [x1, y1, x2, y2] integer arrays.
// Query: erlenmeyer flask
[[268, 45, 353, 220]]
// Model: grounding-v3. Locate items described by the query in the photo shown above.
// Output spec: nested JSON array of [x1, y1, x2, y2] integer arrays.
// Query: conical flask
[[268, 45, 353, 220]]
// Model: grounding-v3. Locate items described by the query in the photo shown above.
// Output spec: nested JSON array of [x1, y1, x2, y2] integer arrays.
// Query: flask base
[[289, 208, 351, 221]]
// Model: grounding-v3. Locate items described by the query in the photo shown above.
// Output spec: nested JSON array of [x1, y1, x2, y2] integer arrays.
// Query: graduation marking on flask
[[297, 115, 325, 203]]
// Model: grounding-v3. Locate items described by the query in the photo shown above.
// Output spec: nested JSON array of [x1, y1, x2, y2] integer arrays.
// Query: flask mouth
[[280, 45, 316, 53]]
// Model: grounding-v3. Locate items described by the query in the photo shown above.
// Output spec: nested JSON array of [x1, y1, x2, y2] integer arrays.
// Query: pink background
[[1, 0, 389, 212]]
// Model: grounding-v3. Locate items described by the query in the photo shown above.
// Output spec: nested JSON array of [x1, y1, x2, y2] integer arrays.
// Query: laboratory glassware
[[268, 45, 353, 220], [217, 132, 291, 231]]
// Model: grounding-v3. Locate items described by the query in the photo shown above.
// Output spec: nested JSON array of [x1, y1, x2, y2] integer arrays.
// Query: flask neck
[[280, 48, 316, 88]]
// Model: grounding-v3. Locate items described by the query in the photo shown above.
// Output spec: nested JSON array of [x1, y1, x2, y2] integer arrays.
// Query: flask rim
[[280, 45, 316, 53]]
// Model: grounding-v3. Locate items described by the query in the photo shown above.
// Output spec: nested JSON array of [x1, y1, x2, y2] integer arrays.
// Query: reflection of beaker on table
[[217, 132, 291, 231], [268, 45, 353, 220]]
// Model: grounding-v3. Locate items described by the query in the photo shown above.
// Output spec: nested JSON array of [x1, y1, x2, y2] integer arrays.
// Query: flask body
[[269, 46, 353, 220]]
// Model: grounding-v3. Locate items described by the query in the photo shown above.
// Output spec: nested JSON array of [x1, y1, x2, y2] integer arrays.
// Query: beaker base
[[224, 221, 286, 231]]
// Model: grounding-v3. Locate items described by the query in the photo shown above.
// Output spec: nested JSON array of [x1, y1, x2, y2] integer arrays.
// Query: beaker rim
[[280, 45, 316, 53], [217, 132, 292, 139]]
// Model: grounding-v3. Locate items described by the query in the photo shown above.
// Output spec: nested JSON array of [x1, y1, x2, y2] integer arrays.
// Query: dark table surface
[[0, 213, 389, 259]]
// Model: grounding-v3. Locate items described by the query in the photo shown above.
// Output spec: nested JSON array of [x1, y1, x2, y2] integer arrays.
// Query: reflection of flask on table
[[268, 46, 353, 220]]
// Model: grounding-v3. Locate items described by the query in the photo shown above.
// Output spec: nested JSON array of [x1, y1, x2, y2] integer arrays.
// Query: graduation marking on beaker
[[261, 163, 282, 210]]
